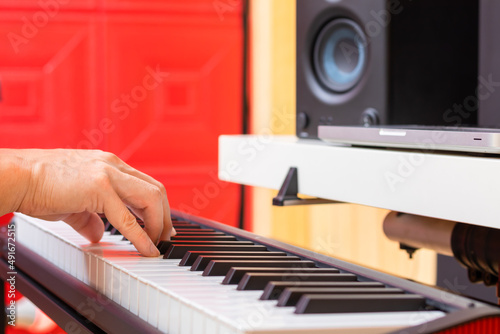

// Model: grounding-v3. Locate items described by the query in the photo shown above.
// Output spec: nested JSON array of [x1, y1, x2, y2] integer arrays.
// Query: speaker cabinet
[[479, 0, 500, 127], [296, 0, 479, 138]]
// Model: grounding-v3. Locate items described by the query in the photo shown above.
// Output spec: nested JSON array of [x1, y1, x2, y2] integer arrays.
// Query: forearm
[[0, 149, 31, 216]]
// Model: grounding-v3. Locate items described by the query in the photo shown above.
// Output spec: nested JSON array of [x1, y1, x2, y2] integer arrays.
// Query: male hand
[[2, 149, 174, 256]]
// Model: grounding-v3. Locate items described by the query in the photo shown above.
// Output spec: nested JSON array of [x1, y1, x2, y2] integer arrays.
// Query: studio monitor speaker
[[479, 0, 500, 127], [296, 0, 479, 138]]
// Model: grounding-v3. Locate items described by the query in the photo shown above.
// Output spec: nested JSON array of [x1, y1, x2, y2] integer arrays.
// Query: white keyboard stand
[[219, 135, 500, 229]]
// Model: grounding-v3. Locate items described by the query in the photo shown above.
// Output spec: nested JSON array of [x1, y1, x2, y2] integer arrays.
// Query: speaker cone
[[313, 18, 367, 93]]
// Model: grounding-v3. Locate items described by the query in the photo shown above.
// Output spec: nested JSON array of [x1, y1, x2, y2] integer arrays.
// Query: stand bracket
[[272, 167, 343, 206]]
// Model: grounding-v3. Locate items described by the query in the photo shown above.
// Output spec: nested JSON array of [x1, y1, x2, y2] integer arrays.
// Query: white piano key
[[70, 246, 77, 277], [205, 315, 217, 334], [33, 228, 41, 255], [191, 308, 205, 334], [83, 252, 91, 285], [120, 270, 130, 310], [158, 292, 170, 333], [179, 301, 192, 334], [62, 241, 69, 273], [169, 296, 181, 334], [129, 276, 139, 315], [111, 266, 122, 304], [47, 234, 55, 263], [75, 249, 83, 281], [219, 323, 236, 334], [42, 233, 48, 258], [88, 254, 98, 289], [97, 258, 105, 292], [104, 261, 113, 298], [138, 280, 149, 321], [147, 284, 159, 328]]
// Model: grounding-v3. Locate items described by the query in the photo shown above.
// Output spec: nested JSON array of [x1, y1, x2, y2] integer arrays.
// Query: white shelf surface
[[219, 135, 500, 230]]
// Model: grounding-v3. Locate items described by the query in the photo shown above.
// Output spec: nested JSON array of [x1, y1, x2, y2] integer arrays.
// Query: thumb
[[64, 212, 104, 243]]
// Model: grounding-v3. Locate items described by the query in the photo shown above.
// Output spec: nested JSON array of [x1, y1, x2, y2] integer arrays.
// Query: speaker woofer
[[313, 18, 367, 93]]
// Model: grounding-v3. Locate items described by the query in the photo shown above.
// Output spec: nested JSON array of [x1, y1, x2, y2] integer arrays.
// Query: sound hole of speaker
[[314, 18, 367, 93]]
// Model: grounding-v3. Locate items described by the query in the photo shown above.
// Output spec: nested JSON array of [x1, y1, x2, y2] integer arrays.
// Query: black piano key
[[171, 224, 201, 229], [191, 256, 301, 271], [110, 227, 121, 235], [202, 260, 316, 277], [179, 251, 287, 266], [174, 231, 225, 236], [260, 281, 386, 300], [277, 287, 404, 307], [157, 240, 254, 254], [103, 221, 112, 231], [294, 294, 427, 314], [223, 267, 341, 285], [163, 245, 268, 259], [237, 273, 357, 290], [98, 213, 108, 223], [175, 229, 215, 233], [162, 240, 253, 246], [171, 235, 237, 242], [101, 212, 147, 231]]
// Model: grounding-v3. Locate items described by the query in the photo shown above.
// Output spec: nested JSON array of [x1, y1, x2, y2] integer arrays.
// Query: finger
[[103, 192, 159, 257], [107, 171, 165, 245], [105, 159, 173, 241], [63, 212, 104, 243], [115, 168, 173, 240], [128, 205, 163, 246]]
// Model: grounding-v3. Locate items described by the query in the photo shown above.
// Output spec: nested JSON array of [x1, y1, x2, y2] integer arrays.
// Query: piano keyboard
[[13, 210, 500, 334]]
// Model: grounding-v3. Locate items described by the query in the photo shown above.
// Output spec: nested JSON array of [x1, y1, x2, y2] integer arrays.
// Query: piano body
[[1, 200, 500, 333]]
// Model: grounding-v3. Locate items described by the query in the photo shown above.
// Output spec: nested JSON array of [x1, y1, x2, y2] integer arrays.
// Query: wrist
[[0, 149, 32, 215]]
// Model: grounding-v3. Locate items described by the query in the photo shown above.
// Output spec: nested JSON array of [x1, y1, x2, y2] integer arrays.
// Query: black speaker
[[296, 0, 479, 138], [478, 0, 500, 127]]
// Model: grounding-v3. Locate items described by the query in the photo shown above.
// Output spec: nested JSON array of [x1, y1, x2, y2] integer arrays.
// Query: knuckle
[[102, 151, 118, 163], [149, 185, 163, 201], [119, 214, 138, 232], [90, 149, 105, 156], [157, 182, 167, 196], [93, 171, 112, 189]]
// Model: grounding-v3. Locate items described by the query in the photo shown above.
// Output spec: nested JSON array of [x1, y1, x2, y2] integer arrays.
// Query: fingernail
[[150, 242, 160, 257], [171, 227, 177, 237]]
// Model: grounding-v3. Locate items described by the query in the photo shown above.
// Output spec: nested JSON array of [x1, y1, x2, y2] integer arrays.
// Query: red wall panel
[[0, 1, 243, 226], [0, 11, 102, 149], [0, 1, 97, 10]]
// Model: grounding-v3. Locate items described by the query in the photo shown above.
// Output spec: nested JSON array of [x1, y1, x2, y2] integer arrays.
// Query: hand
[[1, 149, 174, 256]]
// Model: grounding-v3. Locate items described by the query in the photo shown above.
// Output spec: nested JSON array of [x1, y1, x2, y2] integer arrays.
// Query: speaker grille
[[313, 18, 367, 93]]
